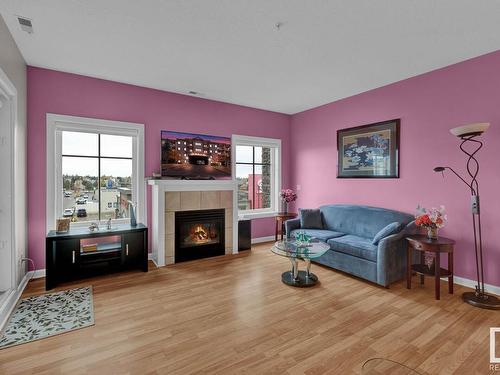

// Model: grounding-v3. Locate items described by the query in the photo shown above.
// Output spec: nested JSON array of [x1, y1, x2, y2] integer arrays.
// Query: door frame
[[0, 67, 18, 329]]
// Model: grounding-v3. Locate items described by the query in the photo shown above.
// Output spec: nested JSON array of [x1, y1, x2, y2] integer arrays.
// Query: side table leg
[[419, 251, 425, 285], [275, 219, 278, 242], [407, 245, 412, 289], [435, 253, 440, 300], [448, 251, 454, 294]]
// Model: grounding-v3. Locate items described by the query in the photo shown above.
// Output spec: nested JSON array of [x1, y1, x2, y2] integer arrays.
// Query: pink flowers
[[415, 205, 447, 229], [280, 189, 297, 203]]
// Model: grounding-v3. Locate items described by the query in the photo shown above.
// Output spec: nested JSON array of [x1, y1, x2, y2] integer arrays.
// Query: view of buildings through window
[[236, 145, 272, 211], [61, 131, 133, 222]]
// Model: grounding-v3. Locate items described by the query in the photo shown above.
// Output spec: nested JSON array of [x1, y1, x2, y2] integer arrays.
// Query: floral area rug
[[0, 286, 94, 349]]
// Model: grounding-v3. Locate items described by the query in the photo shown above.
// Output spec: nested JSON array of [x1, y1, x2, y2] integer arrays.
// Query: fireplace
[[175, 209, 225, 262]]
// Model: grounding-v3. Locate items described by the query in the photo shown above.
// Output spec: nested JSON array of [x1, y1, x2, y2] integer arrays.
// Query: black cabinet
[[46, 224, 148, 290], [238, 220, 251, 251], [122, 232, 147, 270], [54, 239, 79, 281]]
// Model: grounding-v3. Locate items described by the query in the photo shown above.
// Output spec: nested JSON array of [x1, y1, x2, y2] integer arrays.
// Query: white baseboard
[[0, 271, 31, 333], [443, 275, 500, 296], [251, 236, 275, 244], [32, 269, 46, 279]]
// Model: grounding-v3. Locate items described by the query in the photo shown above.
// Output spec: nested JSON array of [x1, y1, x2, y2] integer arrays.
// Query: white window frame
[[46, 114, 145, 231], [232, 134, 281, 219]]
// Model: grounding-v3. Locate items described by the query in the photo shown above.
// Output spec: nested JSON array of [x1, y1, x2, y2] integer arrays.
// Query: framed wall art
[[337, 119, 400, 178]]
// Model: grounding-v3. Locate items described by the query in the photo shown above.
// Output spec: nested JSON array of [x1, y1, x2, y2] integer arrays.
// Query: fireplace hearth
[[175, 209, 225, 262]]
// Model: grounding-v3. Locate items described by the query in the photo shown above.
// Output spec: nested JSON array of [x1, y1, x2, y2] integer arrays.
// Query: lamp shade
[[450, 123, 489, 137]]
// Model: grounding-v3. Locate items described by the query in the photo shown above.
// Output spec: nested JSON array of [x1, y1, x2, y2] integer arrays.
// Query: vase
[[427, 227, 438, 240], [129, 202, 137, 227], [281, 201, 288, 214]]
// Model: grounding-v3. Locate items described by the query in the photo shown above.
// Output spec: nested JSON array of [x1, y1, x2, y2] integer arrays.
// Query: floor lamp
[[434, 123, 500, 310]]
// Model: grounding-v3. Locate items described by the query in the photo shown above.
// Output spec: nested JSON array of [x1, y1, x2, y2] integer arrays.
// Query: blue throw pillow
[[299, 209, 323, 229], [372, 222, 402, 245]]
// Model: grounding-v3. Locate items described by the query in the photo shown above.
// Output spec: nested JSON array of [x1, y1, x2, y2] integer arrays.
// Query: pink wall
[[28, 67, 291, 270], [290, 51, 500, 287]]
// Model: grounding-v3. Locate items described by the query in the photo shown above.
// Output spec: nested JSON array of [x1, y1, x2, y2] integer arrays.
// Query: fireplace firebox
[[175, 209, 225, 262]]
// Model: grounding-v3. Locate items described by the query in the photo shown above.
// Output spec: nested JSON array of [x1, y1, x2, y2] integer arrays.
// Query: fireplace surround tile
[[165, 192, 180, 211], [225, 209, 232, 228], [165, 234, 174, 264], [225, 228, 233, 253], [220, 191, 233, 208], [165, 212, 175, 235], [180, 191, 201, 210], [201, 191, 220, 209]]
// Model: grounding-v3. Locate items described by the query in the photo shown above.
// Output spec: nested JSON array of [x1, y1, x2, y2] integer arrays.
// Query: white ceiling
[[2, 1, 500, 114]]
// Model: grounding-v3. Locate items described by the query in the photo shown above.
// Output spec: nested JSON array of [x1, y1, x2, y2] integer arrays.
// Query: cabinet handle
[[126, 244, 129, 256], [72, 250, 75, 264]]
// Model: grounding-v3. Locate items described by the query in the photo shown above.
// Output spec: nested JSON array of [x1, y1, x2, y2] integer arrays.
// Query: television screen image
[[161, 131, 231, 179]]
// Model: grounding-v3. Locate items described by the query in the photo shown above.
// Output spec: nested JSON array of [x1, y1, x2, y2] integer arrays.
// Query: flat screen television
[[161, 130, 231, 179]]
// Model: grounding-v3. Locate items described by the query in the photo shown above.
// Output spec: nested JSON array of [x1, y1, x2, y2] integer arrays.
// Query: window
[[62, 132, 133, 223], [47, 114, 145, 230], [233, 135, 281, 217]]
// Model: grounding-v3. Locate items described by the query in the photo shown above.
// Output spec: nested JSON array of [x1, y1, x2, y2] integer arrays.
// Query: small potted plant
[[279, 189, 297, 214], [415, 205, 447, 239]]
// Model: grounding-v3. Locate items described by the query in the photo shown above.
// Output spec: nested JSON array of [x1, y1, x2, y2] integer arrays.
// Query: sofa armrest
[[285, 218, 301, 239], [376, 221, 417, 286]]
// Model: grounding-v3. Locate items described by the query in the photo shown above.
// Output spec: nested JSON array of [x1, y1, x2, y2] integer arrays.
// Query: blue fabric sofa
[[285, 204, 416, 287]]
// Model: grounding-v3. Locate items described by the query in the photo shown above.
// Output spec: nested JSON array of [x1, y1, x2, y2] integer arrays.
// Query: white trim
[[32, 269, 46, 279], [232, 134, 282, 216], [251, 236, 275, 244], [46, 114, 145, 232], [0, 270, 29, 333], [239, 211, 279, 220], [147, 179, 235, 191], [441, 275, 500, 297]]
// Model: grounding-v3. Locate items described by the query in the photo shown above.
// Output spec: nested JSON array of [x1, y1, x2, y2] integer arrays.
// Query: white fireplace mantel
[[148, 178, 238, 267]]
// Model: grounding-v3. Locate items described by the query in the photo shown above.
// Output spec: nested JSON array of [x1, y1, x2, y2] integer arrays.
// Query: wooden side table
[[406, 235, 455, 300], [275, 212, 297, 241]]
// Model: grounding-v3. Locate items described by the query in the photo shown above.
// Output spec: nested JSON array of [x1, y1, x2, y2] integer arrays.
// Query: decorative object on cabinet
[[56, 218, 71, 233], [415, 205, 447, 240]]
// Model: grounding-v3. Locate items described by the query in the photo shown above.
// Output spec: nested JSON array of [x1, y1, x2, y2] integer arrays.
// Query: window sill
[[238, 211, 278, 220]]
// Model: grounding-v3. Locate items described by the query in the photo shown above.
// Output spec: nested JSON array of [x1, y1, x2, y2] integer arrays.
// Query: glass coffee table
[[272, 239, 330, 287]]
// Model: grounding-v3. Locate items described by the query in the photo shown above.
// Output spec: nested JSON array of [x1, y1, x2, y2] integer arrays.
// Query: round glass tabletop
[[272, 240, 330, 260]]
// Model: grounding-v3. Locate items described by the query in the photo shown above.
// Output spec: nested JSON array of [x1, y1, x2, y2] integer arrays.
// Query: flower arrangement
[[415, 205, 447, 239], [280, 189, 297, 203]]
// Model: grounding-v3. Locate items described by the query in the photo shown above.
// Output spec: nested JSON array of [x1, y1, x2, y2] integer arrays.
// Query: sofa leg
[[384, 285, 390, 289]]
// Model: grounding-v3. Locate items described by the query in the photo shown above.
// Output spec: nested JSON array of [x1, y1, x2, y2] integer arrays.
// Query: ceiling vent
[[17, 16, 33, 34]]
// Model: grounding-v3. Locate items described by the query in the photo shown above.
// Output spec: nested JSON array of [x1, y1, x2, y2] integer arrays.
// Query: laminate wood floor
[[0, 243, 498, 375]]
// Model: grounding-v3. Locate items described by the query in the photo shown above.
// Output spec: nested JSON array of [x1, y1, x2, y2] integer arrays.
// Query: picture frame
[[337, 119, 400, 178], [56, 218, 71, 234]]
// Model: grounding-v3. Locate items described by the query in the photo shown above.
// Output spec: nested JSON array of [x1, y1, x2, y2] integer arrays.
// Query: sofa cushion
[[372, 222, 402, 245], [320, 204, 414, 238], [299, 208, 323, 229], [290, 229, 344, 242], [327, 235, 378, 262]]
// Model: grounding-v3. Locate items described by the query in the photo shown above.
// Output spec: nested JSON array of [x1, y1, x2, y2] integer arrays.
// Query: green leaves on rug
[[0, 286, 94, 349]]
